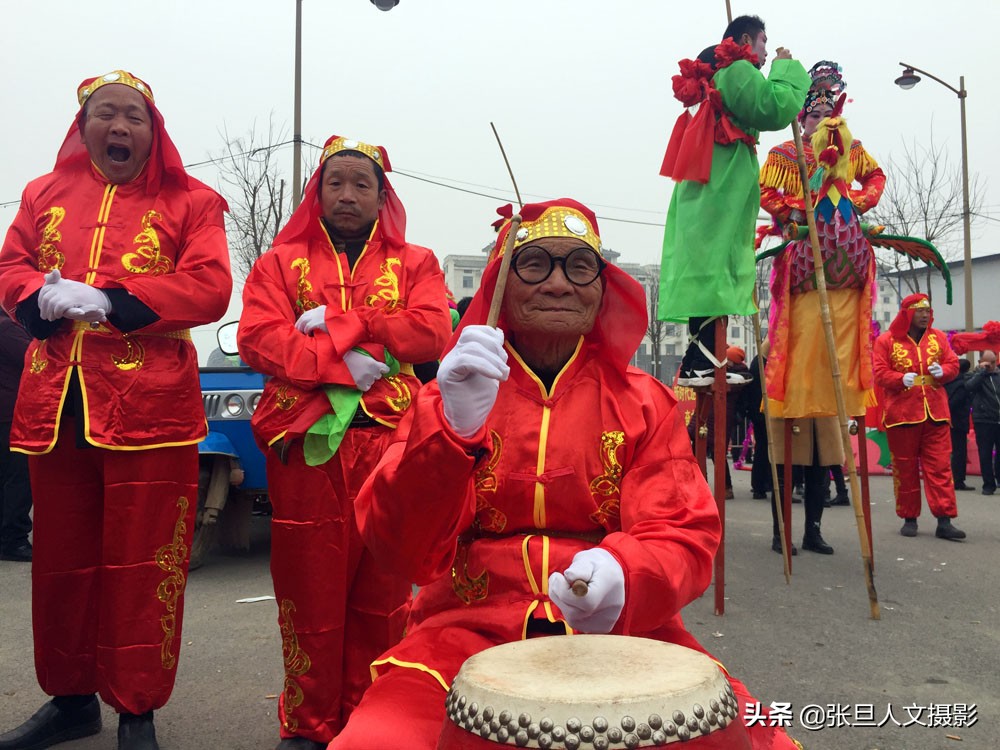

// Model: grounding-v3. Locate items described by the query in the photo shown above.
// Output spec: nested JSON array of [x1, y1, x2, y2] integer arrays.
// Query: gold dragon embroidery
[[589, 431, 625, 526], [274, 385, 299, 411], [291, 258, 319, 313], [29, 343, 48, 374], [890, 342, 913, 371], [364, 258, 402, 312], [924, 334, 941, 366], [122, 210, 172, 275], [37, 207, 66, 272], [382, 376, 411, 412], [279, 599, 312, 733], [155, 496, 189, 670], [111, 334, 145, 371], [473, 431, 506, 533], [451, 541, 489, 605]]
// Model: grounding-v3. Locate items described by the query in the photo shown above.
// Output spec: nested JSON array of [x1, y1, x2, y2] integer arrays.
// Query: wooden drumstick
[[570, 579, 589, 597], [485, 215, 521, 328]]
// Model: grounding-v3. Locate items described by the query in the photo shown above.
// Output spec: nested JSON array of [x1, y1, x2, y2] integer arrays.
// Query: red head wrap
[[54, 70, 222, 201], [271, 134, 406, 249], [455, 198, 647, 374], [889, 293, 933, 338]]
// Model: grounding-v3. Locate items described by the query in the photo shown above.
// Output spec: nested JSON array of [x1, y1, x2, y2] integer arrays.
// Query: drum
[[437, 635, 751, 749]]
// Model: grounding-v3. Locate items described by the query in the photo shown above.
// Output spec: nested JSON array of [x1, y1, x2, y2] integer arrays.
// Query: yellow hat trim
[[907, 298, 931, 309], [510, 207, 602, 256], [321, 137, 383, 167], [78, 71, 154, 106]]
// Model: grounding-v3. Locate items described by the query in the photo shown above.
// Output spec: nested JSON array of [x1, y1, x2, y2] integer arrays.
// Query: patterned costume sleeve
[[873, 332, 906, 393], [324, 248, 452, 364], [238, 250, 356, 390], [114, 188, 232, 331], [759, 144, 805, 223], [847, 142, 886, 214], [601, 381, 720, 633]]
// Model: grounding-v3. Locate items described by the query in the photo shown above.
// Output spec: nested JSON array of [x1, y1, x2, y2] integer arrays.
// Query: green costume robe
[[659, 58, 810, 322]]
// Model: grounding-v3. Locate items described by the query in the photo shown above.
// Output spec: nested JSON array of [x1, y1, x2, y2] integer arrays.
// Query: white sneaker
[[677, 368, 714, 387]]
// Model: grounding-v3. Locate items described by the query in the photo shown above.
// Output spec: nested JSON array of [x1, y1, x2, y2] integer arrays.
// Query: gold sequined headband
[[321, 137, 386, 169], [78, 70, 154, 106]]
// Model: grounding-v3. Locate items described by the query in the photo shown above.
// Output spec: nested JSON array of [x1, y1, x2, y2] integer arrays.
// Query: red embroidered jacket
[[0, 163, 231, 452], [873, 327, 958, 428], [238, 219, 452, 450]]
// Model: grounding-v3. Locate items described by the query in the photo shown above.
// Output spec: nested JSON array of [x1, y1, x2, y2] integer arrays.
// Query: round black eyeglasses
[[512, 246, 606, 286]]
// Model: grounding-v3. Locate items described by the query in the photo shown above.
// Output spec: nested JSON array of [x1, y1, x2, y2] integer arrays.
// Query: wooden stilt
[[783, 419, 794, 574], [856, 415, 875, 572], [713, 319, 727, 616]]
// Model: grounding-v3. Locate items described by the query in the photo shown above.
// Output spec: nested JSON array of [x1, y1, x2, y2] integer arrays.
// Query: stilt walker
[[658, 13, 810, 614]]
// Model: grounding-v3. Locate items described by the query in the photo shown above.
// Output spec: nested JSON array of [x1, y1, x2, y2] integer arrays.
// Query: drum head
[[443, 635, 744, 748]]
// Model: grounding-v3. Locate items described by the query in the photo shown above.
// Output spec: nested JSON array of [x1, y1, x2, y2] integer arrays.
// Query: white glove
[[295, 305, 328, 335], [437, 325, 509, 438], [928, 362, 944, 379], [37, 270, 111, 322], [902, 372, 917, 387], [343, 349, 389, 392], [548, 548, 625, 634]]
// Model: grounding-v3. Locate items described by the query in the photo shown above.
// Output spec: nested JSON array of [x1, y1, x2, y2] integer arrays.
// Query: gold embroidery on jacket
[[279, 599, 312, 733], [291, 258, 319, 312], [589, 431, 624, 526], [122, 210, 172, 275], [29, 344, 48, 374], [891, 342, 913, 371], [473, 431, 506, 533], [37, 207, 67, 272], [111, 334, 145, 371], [383, 375, 411, 412], [364, 258, 402, 312], [155, 495, 189, 670], [925, 334, 941, 365], [451, 540, 489, 604], [275, 385, 299, 411]]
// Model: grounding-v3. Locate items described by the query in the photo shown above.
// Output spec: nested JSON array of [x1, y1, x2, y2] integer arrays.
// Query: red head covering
[[455, 198, 647, 374], [889, 293, 933, 338], [54, 70, 222, 201], [272, 134, 406, 249]]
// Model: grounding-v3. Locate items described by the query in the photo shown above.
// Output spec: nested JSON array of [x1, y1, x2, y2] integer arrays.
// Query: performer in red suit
[[873, 294, 966, 540], [328, 198, 803, 750], [237, 136, 452, 749], [0, 70, 232, 750]]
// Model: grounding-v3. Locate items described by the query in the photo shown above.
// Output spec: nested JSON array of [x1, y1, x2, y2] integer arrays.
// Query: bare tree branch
[[216, 116, 291, 281], [869, 127, 986, 298]]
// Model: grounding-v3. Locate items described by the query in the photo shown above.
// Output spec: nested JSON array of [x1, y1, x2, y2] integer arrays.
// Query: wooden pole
[[790, 119, 880, 619], [751, 309, 791, 581], [856, 415, 875, 572], [712, 321, 727, 615]]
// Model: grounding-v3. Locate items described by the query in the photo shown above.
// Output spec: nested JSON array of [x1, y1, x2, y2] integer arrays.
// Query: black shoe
[[0, 541, 32, 562], [935, 518, 967, 541], [954, 483, 975, 491], [0, 696, 101, 750], [802, 533, 835, 555], [900, 518, 918, 537], [771, 536, 797, 556], [117, 712, 157, 750], [752, 491, 767, 500], [823, 496, 832, 508], [275, 739, 326, 750], [981, 487, 995, 496], [832, 492, 851, 506]]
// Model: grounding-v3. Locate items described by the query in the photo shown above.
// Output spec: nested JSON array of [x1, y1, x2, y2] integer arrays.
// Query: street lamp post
[[895, 62, 973, 332]]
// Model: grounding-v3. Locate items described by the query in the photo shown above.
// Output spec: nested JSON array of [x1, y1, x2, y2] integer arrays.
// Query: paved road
[[1, 469, 997, 749]]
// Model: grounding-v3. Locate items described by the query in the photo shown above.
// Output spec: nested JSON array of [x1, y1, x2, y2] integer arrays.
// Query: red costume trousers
[[886, 419, 958, 519], [27, 419, 197, 715], [327, 659, 799, 750], [267, 427, 411, 743]]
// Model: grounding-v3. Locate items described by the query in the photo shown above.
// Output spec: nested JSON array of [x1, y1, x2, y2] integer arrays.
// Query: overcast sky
[[3, 0, 997, 321]]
